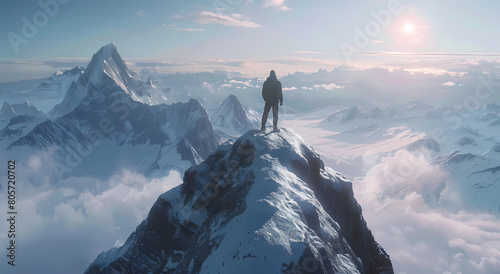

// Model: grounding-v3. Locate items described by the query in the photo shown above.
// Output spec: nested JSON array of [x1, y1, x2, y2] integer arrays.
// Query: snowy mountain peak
[[86, 128, 393, 273], [20, 100, 33, 108], [211, 94, 259, 134], [28, 66, 84, 111], [98, 42, 117, 58], [48, 44, 141, 118], [1, 101, 12, 111], [226, 93, 238, 102], [0, 100, 46, 145], [83, 42, 133, 90], [63, 65, 85, 76], [217, 94, 247, 121], [0, 100, 41, 124], [1, 100, 32, 110]]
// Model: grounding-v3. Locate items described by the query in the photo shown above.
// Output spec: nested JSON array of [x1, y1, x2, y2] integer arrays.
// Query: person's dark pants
[[261, 101, 279, 130]]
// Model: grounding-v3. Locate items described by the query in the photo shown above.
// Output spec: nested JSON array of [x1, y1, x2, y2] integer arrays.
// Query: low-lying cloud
[[0, 169, 182, 273], [354, 149, 500, 274]]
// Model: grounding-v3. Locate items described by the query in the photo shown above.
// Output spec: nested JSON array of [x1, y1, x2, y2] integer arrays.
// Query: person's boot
[[261, 116, 267, 131], [273, 115, 278, 132]]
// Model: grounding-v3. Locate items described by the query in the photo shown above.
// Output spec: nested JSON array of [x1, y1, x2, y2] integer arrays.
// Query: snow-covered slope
[[321, 101, 434, 127], [48, 43, 165, 118], [4, 44, 221, 181], [86, 128, 393, 274], [48, 44, 123, 117], [29, 66, 84, 100], [0, 101, 47, 150], [8, 95, 219, 182], [433, 149, 500, 214], [0, 117, 47, 151], [288, 101, 500, 214], [211, 94, 260, 135], [0, 101, 44, 127], [0, 67, 84, 113]]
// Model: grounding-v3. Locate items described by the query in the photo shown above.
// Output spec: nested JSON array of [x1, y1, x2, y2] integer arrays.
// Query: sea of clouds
[[0, 167, 182, 273], [355, 149, 500, 274]]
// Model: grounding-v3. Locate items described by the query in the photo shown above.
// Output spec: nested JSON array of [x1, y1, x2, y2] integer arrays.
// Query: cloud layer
[[354, 149, 500, 274], [0, 169, 182, 273], [263, 0, 292, 11]]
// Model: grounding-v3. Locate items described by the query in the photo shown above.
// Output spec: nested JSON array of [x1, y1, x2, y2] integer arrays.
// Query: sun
[[404, 22, 415, 33]]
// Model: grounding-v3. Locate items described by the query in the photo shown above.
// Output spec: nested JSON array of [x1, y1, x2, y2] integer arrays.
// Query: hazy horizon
[[1, 0, 500, 82]]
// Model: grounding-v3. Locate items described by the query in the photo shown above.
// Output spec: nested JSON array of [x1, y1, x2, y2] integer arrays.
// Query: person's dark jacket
[[262, 75, 283, 104]]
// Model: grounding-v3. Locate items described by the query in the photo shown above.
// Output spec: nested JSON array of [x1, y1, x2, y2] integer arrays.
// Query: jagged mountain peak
[[86, 128, 393, 274], [1, 101, 12, 110], [211, 94, 259, 133], [226, 93, 238, 102], [64, 65, 85, 75], [325, 106, 362, 124], [49, 66, 84, 78], [10, 93, 220, 179], [85, 42, 119, 67], [26, 66, 84, 112], [98, 42, 117, 59], [0, 100, 46, 147], [48, 43, 139, 118], [0, 100, 41, 120], [1, 100, 33, 109], [83, 42, 133, 89], [219, 94, 245, 116]]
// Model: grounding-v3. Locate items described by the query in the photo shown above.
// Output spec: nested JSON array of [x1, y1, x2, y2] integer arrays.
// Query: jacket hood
[[267, 70, 277, 81]]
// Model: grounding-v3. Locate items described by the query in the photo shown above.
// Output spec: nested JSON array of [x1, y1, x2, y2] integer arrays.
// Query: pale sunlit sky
[[1, 0, 499, 81]]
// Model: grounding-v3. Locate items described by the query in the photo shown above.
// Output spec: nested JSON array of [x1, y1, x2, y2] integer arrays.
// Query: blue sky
[[1, 0, 499, 81]]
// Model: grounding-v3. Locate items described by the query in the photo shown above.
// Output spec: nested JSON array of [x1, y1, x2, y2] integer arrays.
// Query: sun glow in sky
[[0, 0, 499, 81], [403, 22, 415, 33]]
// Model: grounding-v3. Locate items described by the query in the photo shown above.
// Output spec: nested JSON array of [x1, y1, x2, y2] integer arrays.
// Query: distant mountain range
[[1, 43, 222, 181]]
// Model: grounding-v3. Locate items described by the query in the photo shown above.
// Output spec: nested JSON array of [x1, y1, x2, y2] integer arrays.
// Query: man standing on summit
[[261, 70, 283, 131]]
